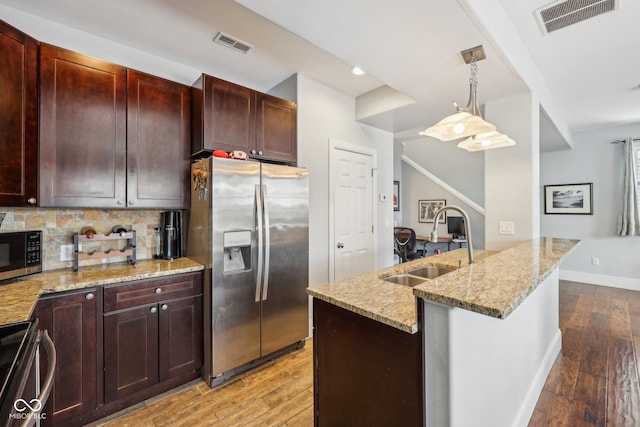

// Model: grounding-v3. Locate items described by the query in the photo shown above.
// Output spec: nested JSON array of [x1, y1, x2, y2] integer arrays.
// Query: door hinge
[[372, 225, 374, 233]]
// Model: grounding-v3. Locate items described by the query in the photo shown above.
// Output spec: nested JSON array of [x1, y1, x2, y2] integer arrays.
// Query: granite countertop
[[307, 237, 580, 334], [0, 258, 204, 326]]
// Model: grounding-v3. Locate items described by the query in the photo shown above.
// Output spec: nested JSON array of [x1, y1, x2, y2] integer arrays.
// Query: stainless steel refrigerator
[[187, 156, 309, 387]]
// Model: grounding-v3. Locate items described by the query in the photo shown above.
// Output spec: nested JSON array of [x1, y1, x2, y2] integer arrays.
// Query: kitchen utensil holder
[[73, 231, 136, 271]]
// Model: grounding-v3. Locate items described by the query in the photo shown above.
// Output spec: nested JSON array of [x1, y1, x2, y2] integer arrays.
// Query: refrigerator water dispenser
[[223, 230, 251, 273]]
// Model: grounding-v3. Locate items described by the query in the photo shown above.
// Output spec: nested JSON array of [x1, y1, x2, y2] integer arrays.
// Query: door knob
[[337, 242, 344, 249], [150, 306, 157, 313]]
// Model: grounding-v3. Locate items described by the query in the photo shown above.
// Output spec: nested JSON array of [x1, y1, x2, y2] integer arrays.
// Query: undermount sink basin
[[382, 274, 426, 287], [407, 265, 456, 279]]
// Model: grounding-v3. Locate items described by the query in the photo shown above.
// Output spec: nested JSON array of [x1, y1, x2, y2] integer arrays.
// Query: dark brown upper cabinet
[[192, 74, 297, 164], [39, 45, 190, 208], [127, 70, 190, 209], [39, 43, 128, 208], [0, 20, 38, 207], [255, 92, 297, 164]]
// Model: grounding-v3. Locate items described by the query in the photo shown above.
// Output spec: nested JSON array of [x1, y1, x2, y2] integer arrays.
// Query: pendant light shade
[[457, 131, 516, 152], [421, 45, 516, 152], [419, 110, 496, 141]]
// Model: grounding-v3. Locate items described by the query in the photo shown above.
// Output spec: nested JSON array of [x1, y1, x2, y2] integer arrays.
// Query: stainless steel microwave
[[0, 231, 42, 282]]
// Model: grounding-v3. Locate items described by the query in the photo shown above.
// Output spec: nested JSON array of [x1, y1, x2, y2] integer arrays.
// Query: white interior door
[[330, 144, 375, 281]]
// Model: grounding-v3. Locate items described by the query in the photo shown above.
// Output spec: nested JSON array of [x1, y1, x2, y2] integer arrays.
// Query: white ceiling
[[1, 0, 638, 146]]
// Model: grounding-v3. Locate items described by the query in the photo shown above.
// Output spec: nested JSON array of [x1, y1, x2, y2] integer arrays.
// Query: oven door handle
[[20, 330, 56, 427]]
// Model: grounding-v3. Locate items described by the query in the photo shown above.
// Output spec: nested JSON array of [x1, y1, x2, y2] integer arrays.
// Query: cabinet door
[[255, 93, 297, 164], [104, 303, 159, 402], [33, 288, 98, 425], [158, 295, 203, 381], [0, 20, 38, 207], [127, 70, 190, 209], [39, 44, 127, 207], [193, 74, 255, 155]]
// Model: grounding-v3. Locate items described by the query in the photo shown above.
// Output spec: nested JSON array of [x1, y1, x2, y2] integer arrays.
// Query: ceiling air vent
[[536, 0, 619, 34], [213, 32, 253, 54]]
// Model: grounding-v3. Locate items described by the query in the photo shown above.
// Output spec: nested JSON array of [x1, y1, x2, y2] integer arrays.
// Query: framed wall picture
[[418, 199, 446, 223], [393, 180, 400, 211], [544, 183, 593, 215]]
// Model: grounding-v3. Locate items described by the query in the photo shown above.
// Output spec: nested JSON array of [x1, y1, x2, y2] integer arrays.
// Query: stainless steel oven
[[0, 320, 56, 427], [0, 231, 42, 282]]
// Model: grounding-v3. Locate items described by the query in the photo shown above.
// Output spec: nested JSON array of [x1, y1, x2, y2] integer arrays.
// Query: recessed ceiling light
[[351, 66, 365, 76]]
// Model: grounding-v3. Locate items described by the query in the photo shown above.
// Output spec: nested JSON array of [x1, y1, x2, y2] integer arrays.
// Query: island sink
[[408, 265, 456, 279], [383, 274, 426, 287], [383, 265, 456, 287]]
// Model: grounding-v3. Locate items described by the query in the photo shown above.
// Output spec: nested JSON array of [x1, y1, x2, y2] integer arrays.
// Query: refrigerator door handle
[[255, 184, 264, 303], [262, 185, 270, 301]]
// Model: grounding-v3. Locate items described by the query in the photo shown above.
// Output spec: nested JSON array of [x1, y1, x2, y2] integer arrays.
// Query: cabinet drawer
[[104, 272, 202, 312]]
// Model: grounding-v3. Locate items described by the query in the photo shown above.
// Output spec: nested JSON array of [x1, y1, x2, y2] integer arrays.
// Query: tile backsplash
[[0, 207, 170, 271]]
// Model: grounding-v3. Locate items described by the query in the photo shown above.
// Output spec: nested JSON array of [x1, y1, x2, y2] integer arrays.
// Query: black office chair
[[394, 227, 422, 263]]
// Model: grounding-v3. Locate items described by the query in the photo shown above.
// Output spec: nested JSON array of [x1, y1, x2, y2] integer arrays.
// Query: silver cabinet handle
[[250, 149, 257, 155], [117, 200, 124, 206], [337, 242, 344, 249], [258, 150, 263, 156], [150, 306, 157, 313], [27, 197, 37, 205], [155, 288, 162, 294], [128, 200, 135, 206], [85, 293, 94, 300], [161, 304, 168, 311]]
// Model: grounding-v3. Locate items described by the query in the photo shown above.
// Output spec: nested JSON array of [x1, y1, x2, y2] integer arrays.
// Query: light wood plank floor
[[94, 342, 314, 426], [95, 280, 640, 426]]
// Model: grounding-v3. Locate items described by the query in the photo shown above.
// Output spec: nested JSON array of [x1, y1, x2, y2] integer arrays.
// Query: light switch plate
[[499, 221, 515, 235]]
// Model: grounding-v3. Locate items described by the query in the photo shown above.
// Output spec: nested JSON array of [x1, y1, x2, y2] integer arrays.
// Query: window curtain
[[617, 138, 640, 236]]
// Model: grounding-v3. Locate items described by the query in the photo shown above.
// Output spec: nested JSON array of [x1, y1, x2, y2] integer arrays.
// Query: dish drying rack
[[73, 231, 136, 271]]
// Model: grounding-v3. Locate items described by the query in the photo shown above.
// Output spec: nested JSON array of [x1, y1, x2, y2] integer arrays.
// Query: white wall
[[296, 74, 394, 286], [401, 165, 485, 250], [485, 91, 540, 251], [403, 138, 485, 208], [541, 122, 640, 289], [394, 138, 485, 250]]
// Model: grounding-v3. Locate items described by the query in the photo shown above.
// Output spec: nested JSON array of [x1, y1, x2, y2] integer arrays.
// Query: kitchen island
[[307, 237, 579, 427]]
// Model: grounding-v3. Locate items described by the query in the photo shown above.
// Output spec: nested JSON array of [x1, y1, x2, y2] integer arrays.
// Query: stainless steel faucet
[[430, 205, 474, 264]]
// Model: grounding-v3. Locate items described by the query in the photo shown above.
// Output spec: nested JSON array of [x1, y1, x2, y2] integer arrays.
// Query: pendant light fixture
[[420, 45, 515, 151], [457, 130, 516, 152]]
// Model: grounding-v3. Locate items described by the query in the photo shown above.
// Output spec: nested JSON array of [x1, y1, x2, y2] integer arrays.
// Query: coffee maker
[[160, 210, 182, 260]]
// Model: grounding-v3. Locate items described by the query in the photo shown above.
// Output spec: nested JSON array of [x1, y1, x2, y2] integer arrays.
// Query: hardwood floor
[[529, 281, 640, 426], [93, 342, 313, 426], [94, 280, 640, 426]]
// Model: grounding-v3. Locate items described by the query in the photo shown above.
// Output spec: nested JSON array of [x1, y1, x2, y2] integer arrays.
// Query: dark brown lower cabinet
[[32, 271, 203, 426], [104, 294, 203, 402], [159, 295, 203, 382], [313, 298, 425, 426], [104, 303, 159, 402], [33, 288, 99, 426]]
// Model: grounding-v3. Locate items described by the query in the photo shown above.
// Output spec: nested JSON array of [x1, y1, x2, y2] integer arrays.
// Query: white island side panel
[[422, 268, 561, 427]]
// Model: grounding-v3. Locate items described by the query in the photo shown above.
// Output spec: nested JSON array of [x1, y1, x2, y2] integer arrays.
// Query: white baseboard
[[513, 329, 562, 427], [560, 269, 640, 291]]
